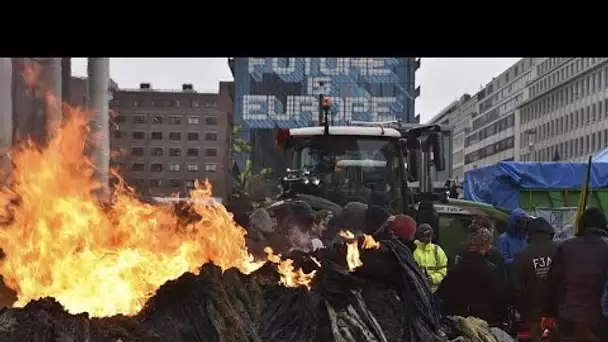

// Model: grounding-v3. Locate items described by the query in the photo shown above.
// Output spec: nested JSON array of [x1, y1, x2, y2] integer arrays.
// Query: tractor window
[[294, 136, 403, 212]]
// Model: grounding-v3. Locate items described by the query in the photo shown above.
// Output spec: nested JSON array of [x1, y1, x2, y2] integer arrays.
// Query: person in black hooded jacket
[[544, 207, 608, 341], [512, 217, 558, 342]]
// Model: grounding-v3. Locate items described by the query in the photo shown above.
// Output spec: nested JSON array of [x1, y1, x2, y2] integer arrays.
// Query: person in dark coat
[[543, 207, 608, 341], [452, 215, 506, 279], [437, 225, 508, 327], [513, 217, 558, 342]]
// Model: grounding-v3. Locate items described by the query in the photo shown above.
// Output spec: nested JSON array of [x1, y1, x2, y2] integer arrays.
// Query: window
[[187, 116, 200, 125], [187, 164, 199, 172], [152, 99, 163, 107], [204, 163, 217, 172], [205, 148, 217, 157], [169, 132, 181, 140], [186, 179, 195, 189], [170, 99, 180, 108], [187, 148, 199, 157], [190, 100, 200, 108], [168, 116, 182, 125], [114, 116, 126, 124], [134, 99, 142, 107], [113, 130, 126, 139], [133, 115, 146, 124], [151, 147, 163, 156], [169, 148, 182, 157], [204, 101, 212, 108], [132, 147, 144, 156], [151, 163, 163, 172], [151, 132, 163, 140], [169, 163, 181, 172], [150, 179, 163, 187], [132, 179, 145, 188], [168, 179, 182, 188], [205, 116, 218, 125], [131, 163, 145, 171], [187, 132, 199, 141], [204, 132, 218, 141], [133, 131, 146, 140], [152, 116, 163, 124]]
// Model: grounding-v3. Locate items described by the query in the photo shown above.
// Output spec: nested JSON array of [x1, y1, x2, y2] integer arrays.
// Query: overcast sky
[[72, 58, 520, 123]]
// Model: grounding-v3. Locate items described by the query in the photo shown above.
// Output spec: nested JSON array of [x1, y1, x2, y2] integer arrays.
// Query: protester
[[245, 208, 274, 259], [311, 209, 333, 251], [497, 208, 530, 265], [512, 217, 558, 342], [341, 201, 368, 233], [413, 224, 448, 292], [364, 205, 391, 235], [544, 207, 608, 341], [389, 214, 418, 252], [437, 226, 508, 327], [452, 216, 506, 279]]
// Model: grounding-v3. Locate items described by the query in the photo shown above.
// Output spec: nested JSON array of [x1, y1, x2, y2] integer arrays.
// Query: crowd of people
[[231, 199, 608, 342]]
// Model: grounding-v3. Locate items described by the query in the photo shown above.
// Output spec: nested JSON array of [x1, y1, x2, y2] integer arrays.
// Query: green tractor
[[263, 99, 509, 256]]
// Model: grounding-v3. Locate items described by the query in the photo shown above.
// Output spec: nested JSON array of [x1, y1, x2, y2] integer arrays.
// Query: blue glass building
[[229, 58, 419, 174]]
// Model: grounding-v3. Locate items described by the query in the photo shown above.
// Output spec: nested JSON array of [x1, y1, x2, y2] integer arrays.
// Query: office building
[[228, 57, 420, 174], [109, 82, 233, 199], [463, 58, 535, 173], [519, 58, 608, 162]]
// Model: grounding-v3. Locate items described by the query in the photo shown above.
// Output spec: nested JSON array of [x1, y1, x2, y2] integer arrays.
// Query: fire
[[338, 230, 380, 272], [0, 89, 266, 317], [264, 247, 315, 289]]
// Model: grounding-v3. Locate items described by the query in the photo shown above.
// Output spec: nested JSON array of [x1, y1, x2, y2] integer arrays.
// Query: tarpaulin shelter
[[464, 161, 608, 211]]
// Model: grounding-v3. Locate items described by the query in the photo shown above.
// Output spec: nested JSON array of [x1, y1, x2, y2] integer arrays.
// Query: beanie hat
[[417, 223, 434, 238], [342, 202, 368, 231], [290, 201, 315, 227], [527, 217, 554, 236], [469, 227, 493, 250], [391, 215, 417, 241], [364, 205, 391, 234], [580, 207, 607, 233]]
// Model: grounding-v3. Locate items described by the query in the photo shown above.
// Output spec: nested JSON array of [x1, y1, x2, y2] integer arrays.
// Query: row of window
[[125, 147, 217, 158], [114, 115, 218, 126], [464, 136, 515, 165], [465, 114, 515, 147], [112, 98, 217, 109], [478, 74, 529, 114], [528, 58, 605, 100], [129, 178, 200, 189], [114, 131, 218, 142], [537, 58, 569, 77], [521, 129, 608, 161], [526, 100, 608, 142], [523, 65, 608, 124], [126, 162, 218, 173]]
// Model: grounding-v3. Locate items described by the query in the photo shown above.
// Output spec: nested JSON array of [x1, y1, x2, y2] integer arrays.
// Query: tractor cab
[[279, 125, 407, 214]]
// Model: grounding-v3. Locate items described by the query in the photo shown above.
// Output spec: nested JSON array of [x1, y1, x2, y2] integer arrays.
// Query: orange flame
[[264, 247, 316, 289], [0, 64, 269, 317], [338, 230, 380, 272]]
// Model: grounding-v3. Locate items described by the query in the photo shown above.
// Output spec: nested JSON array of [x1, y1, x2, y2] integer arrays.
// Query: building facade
[[229, 57, 420, 173], [109, 82, 233, 199], [519, 58, 608, 162]]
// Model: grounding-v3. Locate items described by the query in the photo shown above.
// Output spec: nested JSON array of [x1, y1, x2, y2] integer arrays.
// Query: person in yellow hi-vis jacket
[[414, 224, 448, 292]]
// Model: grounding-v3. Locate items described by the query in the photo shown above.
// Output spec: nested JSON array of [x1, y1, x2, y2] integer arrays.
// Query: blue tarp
[[593, 146, 608, 162], [464, 161, 608, 211]]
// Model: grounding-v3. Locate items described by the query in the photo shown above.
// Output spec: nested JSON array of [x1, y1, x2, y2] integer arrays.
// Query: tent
[[464, 161, 608, 210]]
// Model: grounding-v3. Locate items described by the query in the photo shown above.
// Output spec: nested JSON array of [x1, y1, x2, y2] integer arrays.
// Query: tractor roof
[[289, 126, 401, 138]]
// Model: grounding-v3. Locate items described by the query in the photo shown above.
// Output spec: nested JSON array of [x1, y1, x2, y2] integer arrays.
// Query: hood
[[506, 208, 528, 236]]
